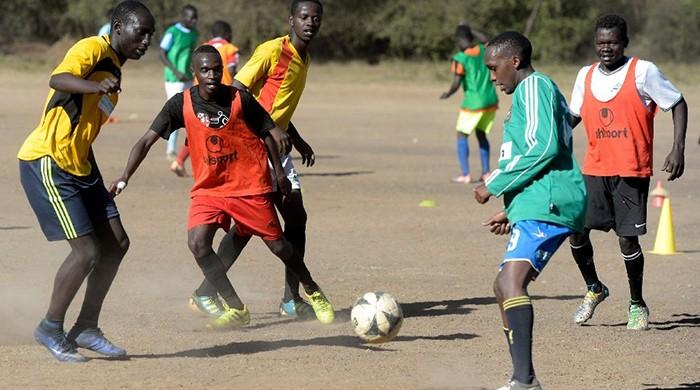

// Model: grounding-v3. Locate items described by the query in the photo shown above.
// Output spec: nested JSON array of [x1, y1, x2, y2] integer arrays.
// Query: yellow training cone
[[418, 199, 437, 208], [650, 197, 676, 255]]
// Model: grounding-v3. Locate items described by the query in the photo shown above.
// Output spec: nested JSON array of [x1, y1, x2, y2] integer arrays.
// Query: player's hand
[[270, 127, 291, 155], [95, 77, 121, 94], [482, 210, 510, 235], [439, 91, 451, 99], [662, 148, 685, 181], [473, 184, 492, 204], [277, 176, 292, 197], [108, 178, 128, 197], [293, 138, 315, 167]]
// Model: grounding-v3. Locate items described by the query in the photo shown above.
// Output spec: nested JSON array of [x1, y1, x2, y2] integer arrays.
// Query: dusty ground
[[0, 60, 698, 390]]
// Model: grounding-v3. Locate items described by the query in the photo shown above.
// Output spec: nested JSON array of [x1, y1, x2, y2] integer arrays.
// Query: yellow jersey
[[18, 35, 122, 176], [234, 35, 309, 131]]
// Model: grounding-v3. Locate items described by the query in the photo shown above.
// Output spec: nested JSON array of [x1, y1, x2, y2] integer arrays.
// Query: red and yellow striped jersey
[[234, 35, 309, 131]]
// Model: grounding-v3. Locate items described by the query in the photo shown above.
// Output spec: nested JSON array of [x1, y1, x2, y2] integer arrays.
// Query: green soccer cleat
[[627, 303, 650, 330], [188, 293, 225, 318], [304, 289, 335, 324], [573, 284, 609, 325], [207, 304, 250, 330]]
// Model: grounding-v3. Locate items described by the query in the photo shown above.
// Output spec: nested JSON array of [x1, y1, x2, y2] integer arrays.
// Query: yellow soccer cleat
[[304, 289, 335, 324], [206, 304, 250, 330]]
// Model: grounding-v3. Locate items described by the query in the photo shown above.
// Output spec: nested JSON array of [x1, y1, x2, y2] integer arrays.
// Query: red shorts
[[188, 194, 282, 240]]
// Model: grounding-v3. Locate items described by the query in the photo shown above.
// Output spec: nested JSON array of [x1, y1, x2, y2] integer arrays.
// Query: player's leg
[[170, 144, 189, 177], [495, 220, 571, 390], [454, 131, 470, 183], [474, 129, 490, 180], [188, 223, 250, 328], [67, 217, 129, 358], [571, 175, 612, 324], [614, 177, 651, 330]]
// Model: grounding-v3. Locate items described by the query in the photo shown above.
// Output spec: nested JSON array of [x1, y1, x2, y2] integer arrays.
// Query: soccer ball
[[351, 291, 403, 343]]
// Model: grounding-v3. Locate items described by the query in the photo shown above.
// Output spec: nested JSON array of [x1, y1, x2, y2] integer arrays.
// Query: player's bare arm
[[288, 122, 315, 167], [440, 72, 463, 99], [264, 131, 292, 196], [50, 73, 120, 95], [159, 48, 186, 81], [110, 129, 161, 196], [663, 97, 688, 181]]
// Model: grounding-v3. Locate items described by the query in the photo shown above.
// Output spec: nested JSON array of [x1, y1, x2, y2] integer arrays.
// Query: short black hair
[[290, 0, 323, 15], [112, 1, 152, 27], [182, 4, 198, 16], [487, 31, 532, 67], [193, 44, 221, 60], [455, 24, 474, 40], [595, 14, 628, 41], [211, 20, 231, 37]]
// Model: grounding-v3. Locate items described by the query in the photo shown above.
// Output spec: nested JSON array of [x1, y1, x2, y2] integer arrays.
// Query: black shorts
[[583, 175, 650, 236], [19, 156, 119, 241]]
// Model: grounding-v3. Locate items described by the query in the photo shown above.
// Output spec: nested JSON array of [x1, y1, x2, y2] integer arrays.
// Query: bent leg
[[475, 129, 490, 176], [274, 190, 308, 301], [194, 230, 251, 297]]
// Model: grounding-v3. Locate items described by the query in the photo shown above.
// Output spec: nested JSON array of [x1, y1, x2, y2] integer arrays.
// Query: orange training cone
[[650, 180, 668, 208], [650, 197, 676, 255]]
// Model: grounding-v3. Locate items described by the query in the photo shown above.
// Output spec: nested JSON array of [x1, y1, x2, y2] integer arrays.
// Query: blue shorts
[[501, 220, 573, 273], [19, 156, 119, 241]]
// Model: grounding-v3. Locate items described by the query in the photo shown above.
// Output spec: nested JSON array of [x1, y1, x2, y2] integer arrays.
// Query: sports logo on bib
[[599, 107, 614, 127]]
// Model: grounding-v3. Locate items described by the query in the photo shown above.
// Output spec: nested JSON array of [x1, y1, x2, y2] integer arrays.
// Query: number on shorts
[[507, 228, 521, 252]]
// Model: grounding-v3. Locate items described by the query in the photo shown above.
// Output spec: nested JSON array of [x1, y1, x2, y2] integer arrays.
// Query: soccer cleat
[[497, 378, 542, 390], [573, 284, 609, 324], [627, 304, 650, 330], [67, 327, 126, 358], [279, 298, 315, 320], [189, 293, 225, 317], [206, 304, 250, 330], [304, 289, 335, 324], [34, 325, 87, 363]]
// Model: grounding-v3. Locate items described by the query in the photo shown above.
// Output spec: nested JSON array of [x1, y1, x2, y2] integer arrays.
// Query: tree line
[[1, 0, 699, 64]]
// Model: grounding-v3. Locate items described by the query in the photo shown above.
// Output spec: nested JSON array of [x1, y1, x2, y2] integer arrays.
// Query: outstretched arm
[[471, 28, 489, 44], [110, 130, 161, 196], [663, 97, 687, 180], [440, 73, 463, 99], [288, 122, 315, 167]]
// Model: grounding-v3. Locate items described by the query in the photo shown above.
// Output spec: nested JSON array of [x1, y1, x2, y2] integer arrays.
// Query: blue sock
[[476, 131, 490, 174], [456, 135, 469, 176]]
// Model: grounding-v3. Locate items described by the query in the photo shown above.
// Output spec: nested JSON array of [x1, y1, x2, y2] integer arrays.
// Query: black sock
[[571, 240, 601, 289], [503, 296, 535, 385], [282, 228, 305, 301], [624, 251, 645, 306], [40, 318, 64, 334], [195, 251, 243, 309]]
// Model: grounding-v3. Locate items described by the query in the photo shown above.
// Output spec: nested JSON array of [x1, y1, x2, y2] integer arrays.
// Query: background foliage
[[1, 0, 699, 64]]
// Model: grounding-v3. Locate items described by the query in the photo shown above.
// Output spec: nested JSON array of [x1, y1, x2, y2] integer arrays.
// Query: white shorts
[[164, 81, 193, 99], [269, 154, 301, 191]]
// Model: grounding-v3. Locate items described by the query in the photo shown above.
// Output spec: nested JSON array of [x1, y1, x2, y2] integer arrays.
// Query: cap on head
[[487, 31, 532, 68]]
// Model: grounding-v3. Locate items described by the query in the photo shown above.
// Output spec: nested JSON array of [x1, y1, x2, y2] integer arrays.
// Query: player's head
[[289, 0, 323, 43], [594, 14, 628, 67], [455, 24, 474, 50], [211, 20, 232, 42], [484, 31, 533, 95], [181, 4, 198, 29], [192, 45, 223, 95], [110, 1, 155, 61]]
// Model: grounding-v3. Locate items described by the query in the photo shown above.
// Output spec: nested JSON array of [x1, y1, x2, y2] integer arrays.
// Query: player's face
[[485, 46, 518, 95], [290, 2, 322, 42], [115, 12, 155, 60], [193, 53, 223, 95], [595, 28, 626, 68], [182, 8, 198, 29]]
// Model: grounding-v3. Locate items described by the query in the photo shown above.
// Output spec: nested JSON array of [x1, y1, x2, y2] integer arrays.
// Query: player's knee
[[113, 234, 130, 259], [73, 242, 101, 272], [188, 236, 211, 259], [619, 236, 641, 256], [569, 231, 589, 247], [493, 277, 503, 299], [267, 238, 292, 259]]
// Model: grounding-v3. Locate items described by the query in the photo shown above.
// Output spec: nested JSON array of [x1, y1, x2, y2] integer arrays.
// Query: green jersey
[[485, 72, 586, 231], [452, 44, 498, 110], [160, 23, 198, 82]]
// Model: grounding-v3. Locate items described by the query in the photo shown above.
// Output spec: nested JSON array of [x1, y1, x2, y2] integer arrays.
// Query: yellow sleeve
[[234, 40, 274, 88], [52, 37, 105, 79]]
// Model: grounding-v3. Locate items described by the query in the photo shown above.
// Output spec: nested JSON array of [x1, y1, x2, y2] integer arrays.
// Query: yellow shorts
[[456, 109, 496, 135]]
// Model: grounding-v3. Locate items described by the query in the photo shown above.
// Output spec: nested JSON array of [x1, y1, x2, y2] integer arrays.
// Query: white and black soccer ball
[[351, 291, 403, 343]]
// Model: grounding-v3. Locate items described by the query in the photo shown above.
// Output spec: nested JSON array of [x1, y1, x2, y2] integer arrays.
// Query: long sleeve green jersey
[[485, 72, 587, 231]]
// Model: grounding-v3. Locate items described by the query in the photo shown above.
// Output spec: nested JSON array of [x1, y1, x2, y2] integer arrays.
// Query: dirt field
[[0, 60, 698, 390]]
